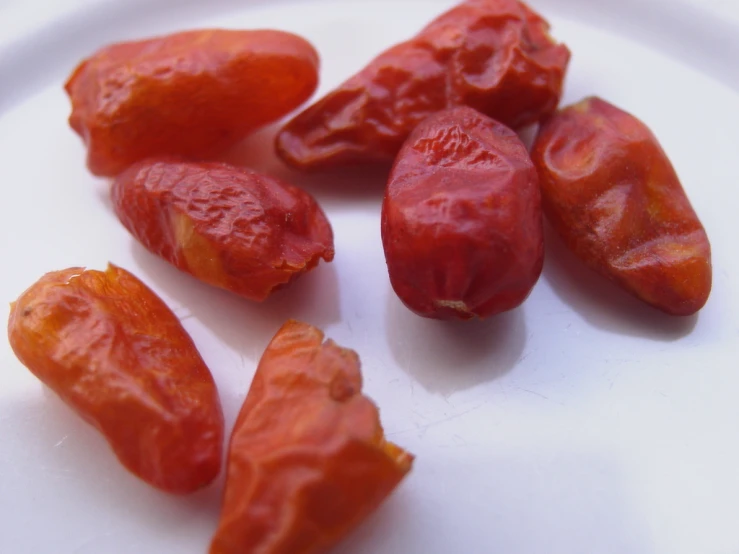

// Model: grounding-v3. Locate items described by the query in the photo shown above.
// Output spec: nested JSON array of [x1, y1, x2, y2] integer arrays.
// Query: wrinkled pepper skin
[[111, 159, 334, 301], [7, 265, 224, 494], [382, 106, 543, 320], [531, 97, 712, 315], [66, 29, 319, 176], [210, 320, 413, 554], [276, 0, 569, 171]]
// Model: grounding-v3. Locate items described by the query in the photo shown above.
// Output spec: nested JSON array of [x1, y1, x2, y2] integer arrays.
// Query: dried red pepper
[[7, 265, 224, 493], [382, 106, 543, 319], [276, 0, 570, 171], [66, 29, 319, 176], [531, 97, 712, 315], [210, 320, 413, 554], [111, 159, 334, 301]]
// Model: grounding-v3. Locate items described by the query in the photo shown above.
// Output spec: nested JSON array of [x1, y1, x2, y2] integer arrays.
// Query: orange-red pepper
[[7, 265, 224, 493], [531, 97, 712, 315], [66, 29, 319, 176], [210, 320, 413, 554], [111, 159, 334, 301], [277, 0, 569, 171], [383, 106, 543, 319]]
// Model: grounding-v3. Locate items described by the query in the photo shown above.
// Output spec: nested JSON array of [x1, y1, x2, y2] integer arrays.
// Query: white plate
[[2, 1, 739, 553]]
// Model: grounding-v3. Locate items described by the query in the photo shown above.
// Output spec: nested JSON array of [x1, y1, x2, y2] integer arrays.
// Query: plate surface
[[1, 1, 739, 553]]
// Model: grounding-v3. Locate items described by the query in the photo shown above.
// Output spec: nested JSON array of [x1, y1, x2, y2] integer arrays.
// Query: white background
[[1, 1, 738, 553]]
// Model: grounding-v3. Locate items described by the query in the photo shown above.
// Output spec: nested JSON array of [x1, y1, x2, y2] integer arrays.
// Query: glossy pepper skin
[[382, 106, 543, 320], [7, 265, 224, 494], [276, 0, 570, 171], [66, 29, 319, 176], [111, 159, 334, 301], [531, 97, 712, 316], [210, 320, 413, 554]]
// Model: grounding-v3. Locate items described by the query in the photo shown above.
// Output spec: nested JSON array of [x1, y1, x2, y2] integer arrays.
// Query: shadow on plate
[[334, 445, 653, 554], [94, 179, 114, 213], [87, 122, 389, 225], [217, 123, 390, 206], [385, 292, 527, 396], [90, 123, 389, 213], [541, 224, 698, 341], [130, 241, 341, 359], [2, 390, 223, 543]]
